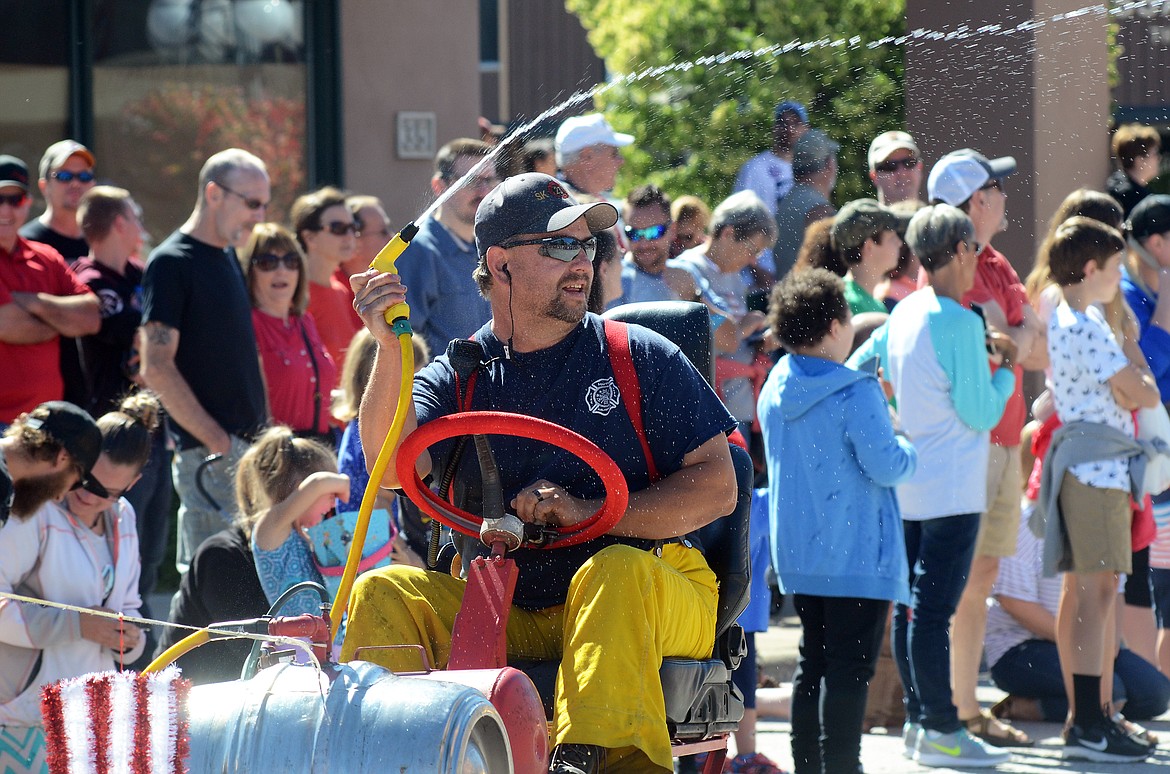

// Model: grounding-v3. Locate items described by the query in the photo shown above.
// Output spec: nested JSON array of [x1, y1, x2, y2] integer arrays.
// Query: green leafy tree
[[565, 0, 906, 209]]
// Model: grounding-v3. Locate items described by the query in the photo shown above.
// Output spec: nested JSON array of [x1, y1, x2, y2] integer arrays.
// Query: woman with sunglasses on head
[[240, 223, 337, 447], [0, 391, 160, 774], [291, 186, 361, 367]]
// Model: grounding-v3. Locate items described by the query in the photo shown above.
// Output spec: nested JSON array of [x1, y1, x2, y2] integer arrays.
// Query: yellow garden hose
[[329, 224, 419, 635], [143, 629, 210, 674], [144, 224, 421, 673]]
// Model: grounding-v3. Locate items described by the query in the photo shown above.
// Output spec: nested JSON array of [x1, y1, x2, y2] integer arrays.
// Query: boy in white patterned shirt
[[1047, 216, 1161, 762]]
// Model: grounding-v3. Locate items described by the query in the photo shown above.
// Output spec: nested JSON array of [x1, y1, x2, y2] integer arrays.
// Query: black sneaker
[[1064, 720, 1153, 762], [549, 744, 605, 774]]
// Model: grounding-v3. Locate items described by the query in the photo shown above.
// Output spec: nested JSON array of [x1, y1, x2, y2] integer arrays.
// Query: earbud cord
[[505, 277, 515, 360]]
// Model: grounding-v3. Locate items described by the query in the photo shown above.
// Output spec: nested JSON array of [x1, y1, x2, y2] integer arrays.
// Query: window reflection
[[93, 0, 307, 244], [0, 1, 69, 169]]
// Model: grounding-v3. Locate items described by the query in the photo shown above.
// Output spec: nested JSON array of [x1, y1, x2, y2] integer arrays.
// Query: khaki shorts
[[975, 444, 1022, 558], [1057, 472, 1133, 574]]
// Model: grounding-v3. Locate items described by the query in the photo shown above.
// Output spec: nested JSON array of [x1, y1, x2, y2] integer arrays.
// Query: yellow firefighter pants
[[340, 543, 717, 772]]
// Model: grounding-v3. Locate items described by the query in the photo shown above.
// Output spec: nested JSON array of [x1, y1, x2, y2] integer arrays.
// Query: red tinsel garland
[[86, 676, 111, 774], [172, 678, 190, 774], [131, 673, 152, 774], [41, 683, 68, 774], [41, 668, 191, 774]]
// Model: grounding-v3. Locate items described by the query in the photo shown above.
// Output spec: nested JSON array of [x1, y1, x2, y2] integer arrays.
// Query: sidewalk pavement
[[750, 615, 1170, 772]]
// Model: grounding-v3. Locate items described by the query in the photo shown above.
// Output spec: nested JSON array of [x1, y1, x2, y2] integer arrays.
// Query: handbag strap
[[298, 317, 322, 433]]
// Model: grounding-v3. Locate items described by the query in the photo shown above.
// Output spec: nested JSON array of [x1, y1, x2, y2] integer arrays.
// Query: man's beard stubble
[[10, 468, 74, 519]]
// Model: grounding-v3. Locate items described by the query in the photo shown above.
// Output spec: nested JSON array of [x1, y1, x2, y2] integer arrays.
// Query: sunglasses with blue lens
[[623, 223, 669, 242], [51, 170, 96, 184], [501, 235, 597, 262]]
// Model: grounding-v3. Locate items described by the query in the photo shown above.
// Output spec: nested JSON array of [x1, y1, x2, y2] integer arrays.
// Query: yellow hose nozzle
[[370, 222, 418, 324]]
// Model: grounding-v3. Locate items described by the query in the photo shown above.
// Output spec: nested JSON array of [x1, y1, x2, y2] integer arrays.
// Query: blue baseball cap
[[774, 100, 809, 123]]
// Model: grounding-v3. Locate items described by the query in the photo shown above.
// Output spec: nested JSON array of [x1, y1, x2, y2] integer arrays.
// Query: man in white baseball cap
[[868, 130, 923, 206], [928, 147, 1046, 751], [554, 113, 634, 200]]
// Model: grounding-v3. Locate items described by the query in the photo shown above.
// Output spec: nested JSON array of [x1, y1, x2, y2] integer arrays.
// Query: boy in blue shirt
[[758, 268, 917, 774]]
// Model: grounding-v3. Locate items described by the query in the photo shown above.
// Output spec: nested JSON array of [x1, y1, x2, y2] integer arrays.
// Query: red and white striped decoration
[[40, 668, 190, 774]]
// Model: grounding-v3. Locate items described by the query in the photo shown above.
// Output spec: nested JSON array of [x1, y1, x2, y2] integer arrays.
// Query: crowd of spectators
[[1, 106, 1170, 774]]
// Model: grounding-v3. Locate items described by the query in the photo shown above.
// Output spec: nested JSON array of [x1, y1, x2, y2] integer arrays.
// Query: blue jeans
[[990, 640, 1170, 721], [892, 513, 980, 733]]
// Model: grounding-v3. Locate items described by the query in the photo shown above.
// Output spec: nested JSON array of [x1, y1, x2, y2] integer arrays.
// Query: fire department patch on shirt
[[585, 377, 620, 416]]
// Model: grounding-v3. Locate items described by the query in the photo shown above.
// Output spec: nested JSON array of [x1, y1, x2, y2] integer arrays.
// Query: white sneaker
[[915, 728, 1011, 768], [902, 721, 922, 759]]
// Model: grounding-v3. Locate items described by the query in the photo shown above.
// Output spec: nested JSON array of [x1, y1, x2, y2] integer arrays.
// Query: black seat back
[[603, 301, 714, 386], [700, 443, 753, 640]]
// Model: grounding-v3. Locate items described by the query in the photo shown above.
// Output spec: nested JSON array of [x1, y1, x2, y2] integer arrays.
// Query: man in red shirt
[[925, 148, 1046, 747], [0, 156, 99, 424]]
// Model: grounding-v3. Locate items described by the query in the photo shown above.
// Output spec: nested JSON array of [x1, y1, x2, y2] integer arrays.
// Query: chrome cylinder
[[186, 660, 512, 772]]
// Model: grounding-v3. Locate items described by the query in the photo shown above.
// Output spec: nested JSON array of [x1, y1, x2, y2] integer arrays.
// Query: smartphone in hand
[[969, 303, 996, 355]]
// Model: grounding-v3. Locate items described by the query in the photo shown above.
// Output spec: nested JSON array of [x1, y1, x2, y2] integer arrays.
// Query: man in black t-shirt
[[20, 141, 98, 408], [140, 149, 268, 573], [19, 140, 96, 262]]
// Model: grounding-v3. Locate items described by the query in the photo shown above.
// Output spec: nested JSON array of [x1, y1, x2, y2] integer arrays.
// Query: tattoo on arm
[[145, 323, 173, 346]]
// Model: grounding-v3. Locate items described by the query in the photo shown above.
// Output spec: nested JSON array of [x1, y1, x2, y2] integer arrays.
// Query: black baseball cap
[[24, 402, 101, 484], [1128, 194, 1170, 240], [0, 155, 30, 192], [474, 173, 617, 258]]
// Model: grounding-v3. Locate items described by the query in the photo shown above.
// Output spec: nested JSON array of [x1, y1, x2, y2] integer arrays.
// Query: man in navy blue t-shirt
[[344, 173, 737, 773]]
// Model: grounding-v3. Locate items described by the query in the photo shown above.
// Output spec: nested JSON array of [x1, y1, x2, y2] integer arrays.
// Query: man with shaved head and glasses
[[139, 148, 268, 575], [0, 155, 100, 425], [347, 173, 738, 774]]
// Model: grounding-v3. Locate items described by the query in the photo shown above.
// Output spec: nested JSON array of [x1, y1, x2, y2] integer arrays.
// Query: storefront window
[[93, 0, 308, 242], [0, 2, 71, 180]]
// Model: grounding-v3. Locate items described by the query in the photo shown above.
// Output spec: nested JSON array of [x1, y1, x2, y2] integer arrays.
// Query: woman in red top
[[291, 187, 361, 366], [240, 223, 337, 445]]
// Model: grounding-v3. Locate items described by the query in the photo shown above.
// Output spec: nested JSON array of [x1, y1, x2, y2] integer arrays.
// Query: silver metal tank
[[186, 660, 513, 772]]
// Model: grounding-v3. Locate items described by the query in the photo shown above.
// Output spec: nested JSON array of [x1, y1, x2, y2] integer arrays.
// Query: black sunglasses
[[321, 221, 357, 236], [979, 179, 1003, 192], [500, 235, 598, 262], [72, 475, 127, 501], [216, 181, 268, 210], [624, 223, 669, 242], [253, 252, 300, 271], [51, 170, 95, 184], [874, 157, 918, 173], [0, 193, 27, 207]]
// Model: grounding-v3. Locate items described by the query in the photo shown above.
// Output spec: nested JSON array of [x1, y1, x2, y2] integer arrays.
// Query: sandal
[[962, 709, 1034, 747], [990, 694, 1043, 723]]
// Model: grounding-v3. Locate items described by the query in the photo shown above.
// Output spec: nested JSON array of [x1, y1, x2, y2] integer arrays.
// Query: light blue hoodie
[[758, 354, 917, 604]]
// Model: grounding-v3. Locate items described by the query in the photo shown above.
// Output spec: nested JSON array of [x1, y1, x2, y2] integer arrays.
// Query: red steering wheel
[[395, 411, 628, 549]]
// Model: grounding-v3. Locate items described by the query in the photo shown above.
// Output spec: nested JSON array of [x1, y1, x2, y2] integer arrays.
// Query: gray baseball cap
[[474, 173, 618, 258]]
